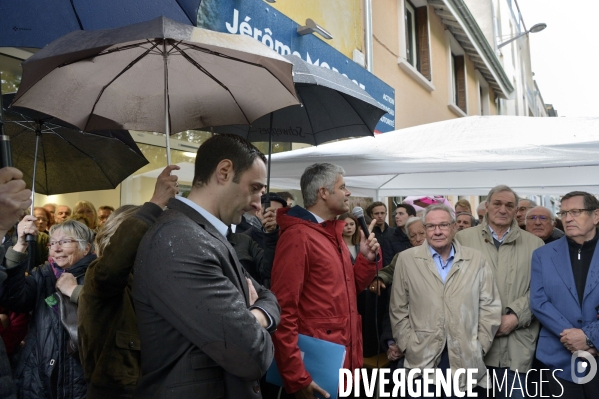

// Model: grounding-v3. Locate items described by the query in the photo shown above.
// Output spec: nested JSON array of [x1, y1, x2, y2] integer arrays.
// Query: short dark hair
[[276, 191, 295, 202], [396, 203, 417, 217], [561, 191, 599, 211], [456, 212, 476, 226], [366, 201, 387, 218], [192, 134, 266, 186], [261, 193, 287, 208]]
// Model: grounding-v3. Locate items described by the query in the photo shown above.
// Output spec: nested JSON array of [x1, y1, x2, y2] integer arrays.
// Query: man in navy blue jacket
[[531, 191, 599, 398]]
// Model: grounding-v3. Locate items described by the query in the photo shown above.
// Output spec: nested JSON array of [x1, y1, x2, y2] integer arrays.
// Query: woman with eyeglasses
[[1, 217, 95, 399]]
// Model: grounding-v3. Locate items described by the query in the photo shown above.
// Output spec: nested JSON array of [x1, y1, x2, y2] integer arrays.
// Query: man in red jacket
[[271, 163, 380, 399]]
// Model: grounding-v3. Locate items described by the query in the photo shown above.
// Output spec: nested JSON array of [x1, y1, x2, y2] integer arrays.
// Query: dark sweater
[[568, 228, 599, 305], [373, 223, 396, 267], [543, 228, 565, 244]]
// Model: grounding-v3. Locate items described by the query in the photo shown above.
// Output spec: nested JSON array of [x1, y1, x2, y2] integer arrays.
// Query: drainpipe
[[364, 0, 373, 72]]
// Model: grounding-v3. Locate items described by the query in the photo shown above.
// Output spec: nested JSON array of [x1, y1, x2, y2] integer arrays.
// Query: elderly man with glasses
[[531, 191, 599, 398], [525, 206, 565, 244], [389, 204, 501, 397], [516, 199, 538, 229]]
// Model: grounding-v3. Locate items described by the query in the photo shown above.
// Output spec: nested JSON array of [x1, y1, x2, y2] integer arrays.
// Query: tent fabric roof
[[267, 116, 599, 197]]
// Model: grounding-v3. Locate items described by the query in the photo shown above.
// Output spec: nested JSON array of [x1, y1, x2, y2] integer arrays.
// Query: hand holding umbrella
[[150, 164, 181, 208], [0, 167, 32, 238]]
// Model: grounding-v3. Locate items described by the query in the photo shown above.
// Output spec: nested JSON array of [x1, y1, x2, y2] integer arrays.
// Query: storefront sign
[[198, 0, 396, 133]]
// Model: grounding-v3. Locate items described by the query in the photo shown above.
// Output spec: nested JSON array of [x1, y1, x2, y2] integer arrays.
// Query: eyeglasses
[[47, 239, 84, 248], [424, 222, 453, 231], [557, 209, 593, 218], [526, 215, 552, 222]]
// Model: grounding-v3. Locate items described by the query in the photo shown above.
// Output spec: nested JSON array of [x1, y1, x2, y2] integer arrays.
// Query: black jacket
[[372, 223, 396, 267], [1, 252, 95, 399], [0, 246, 16, 399], [228, 230, 277, 287], [543, 228, 565, 244], [387, 227, 412, 261]]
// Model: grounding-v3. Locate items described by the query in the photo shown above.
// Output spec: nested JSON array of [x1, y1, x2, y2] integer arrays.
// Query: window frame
[[405, 1, 418, 69], [397, 0, 434, 91], [446, 31, 467, 116]]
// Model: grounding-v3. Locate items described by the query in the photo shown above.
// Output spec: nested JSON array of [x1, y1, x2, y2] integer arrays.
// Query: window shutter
[[416, 6, 431, 80], [455, 55, 467, 112]]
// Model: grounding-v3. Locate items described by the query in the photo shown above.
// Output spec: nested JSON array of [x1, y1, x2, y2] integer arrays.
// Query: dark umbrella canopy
[[11, 16, 299, 136], [211, 54, 388, 146], [3, 94, 148, 195], [0, 0, 203, 48]]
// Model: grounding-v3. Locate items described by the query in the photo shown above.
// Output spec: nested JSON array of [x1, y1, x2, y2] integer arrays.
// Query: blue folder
[[266, 334, 347, 399]]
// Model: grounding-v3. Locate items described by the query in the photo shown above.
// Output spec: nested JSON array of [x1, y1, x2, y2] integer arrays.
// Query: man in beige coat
[[390, 204, 501, 397], [456, 185, 543, 399]]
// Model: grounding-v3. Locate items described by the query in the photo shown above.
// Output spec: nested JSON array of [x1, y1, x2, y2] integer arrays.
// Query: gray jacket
[[132, 198, 280, 399]]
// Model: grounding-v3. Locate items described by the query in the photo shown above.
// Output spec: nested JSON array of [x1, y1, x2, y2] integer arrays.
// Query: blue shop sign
[[197, 0, 395, 133]]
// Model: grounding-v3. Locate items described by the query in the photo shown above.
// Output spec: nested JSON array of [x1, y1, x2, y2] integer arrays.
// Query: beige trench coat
[[456, 217, 543, 372], [389, 239, 501, 389]]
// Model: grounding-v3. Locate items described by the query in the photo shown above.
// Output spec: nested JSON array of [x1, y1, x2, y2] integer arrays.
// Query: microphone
[[352, 206, 371, 239]]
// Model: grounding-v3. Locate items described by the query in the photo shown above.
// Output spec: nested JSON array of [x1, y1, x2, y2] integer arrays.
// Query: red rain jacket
[[271, 206, 377, 393]]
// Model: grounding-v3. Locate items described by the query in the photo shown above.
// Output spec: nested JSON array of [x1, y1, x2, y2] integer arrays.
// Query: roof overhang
[[429, 0, 514, 99]]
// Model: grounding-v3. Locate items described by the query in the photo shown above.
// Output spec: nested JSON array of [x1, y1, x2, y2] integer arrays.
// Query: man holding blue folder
[[271, 163, 380, 399]]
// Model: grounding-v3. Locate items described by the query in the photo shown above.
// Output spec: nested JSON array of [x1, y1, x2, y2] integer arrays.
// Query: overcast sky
[[516, 0, 599, 117]]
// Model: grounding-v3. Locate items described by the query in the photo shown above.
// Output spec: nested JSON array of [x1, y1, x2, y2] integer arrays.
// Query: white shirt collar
[[308, 211, 325, 224], [176, 196, 228, 238]]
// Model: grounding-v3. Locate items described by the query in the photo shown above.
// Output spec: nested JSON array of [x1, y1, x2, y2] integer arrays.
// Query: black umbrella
[[211, 54, 388, 193], [3, 93, 149, 195]]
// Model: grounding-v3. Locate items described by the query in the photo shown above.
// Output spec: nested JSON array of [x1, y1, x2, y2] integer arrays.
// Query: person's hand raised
[[359, 219, 380, 262], [262, 206, 278, 233], [14, 215, 37, 253], [150, 165, 181, 208], [0, 167, 32, 234]]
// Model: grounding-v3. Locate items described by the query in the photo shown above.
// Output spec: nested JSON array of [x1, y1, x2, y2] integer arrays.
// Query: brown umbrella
[[12, 16, 299, 164]]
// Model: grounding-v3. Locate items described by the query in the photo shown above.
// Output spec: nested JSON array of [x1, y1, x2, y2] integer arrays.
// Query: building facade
[[0, 0, 553, 210]]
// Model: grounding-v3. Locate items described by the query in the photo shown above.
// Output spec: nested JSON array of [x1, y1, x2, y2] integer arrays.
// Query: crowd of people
[[0, 133, 598, 399]]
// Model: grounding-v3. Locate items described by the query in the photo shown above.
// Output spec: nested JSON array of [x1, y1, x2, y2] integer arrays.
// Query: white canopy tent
[[266, 116, 599, 198]]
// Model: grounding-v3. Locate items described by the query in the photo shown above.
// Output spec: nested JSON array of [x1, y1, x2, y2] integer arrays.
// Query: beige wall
[[34, 188, 121, 215], [270, 0, 363, 59], [372, 1, 498, 129]]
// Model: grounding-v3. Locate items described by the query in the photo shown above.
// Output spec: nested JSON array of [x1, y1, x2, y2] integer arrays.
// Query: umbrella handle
[[0, 135, 11, 168]]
